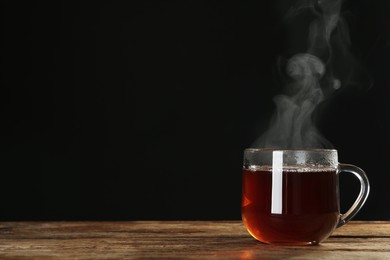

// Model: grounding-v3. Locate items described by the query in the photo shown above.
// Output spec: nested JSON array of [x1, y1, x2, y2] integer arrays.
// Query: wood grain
[[0, 221, 389, 259]]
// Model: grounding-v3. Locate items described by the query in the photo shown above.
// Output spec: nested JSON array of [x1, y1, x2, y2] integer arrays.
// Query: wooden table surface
[[0, 221, 389, 259]]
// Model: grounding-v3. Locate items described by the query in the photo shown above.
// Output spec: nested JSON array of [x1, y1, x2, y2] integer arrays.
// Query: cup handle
[[337, 163, 370, 228]]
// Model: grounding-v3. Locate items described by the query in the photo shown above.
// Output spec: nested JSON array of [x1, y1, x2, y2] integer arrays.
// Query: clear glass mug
[[241, 149, 370, 245]]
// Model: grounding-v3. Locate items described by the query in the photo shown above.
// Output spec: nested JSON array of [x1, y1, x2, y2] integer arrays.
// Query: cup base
[[258, 239, 320, 246]]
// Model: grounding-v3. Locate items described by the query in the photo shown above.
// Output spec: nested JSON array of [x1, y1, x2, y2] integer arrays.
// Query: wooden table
[[0, 221, 389, 259]]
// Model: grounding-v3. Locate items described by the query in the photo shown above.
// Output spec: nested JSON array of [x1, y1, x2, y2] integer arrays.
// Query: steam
[[253, 0, 345, 149]]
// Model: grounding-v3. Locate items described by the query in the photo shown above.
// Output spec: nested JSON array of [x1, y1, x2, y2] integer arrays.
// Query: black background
[[1, 1, 389, 220]]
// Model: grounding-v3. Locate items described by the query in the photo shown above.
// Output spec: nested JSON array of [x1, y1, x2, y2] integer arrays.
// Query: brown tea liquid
[[242, 168, 340, 245]]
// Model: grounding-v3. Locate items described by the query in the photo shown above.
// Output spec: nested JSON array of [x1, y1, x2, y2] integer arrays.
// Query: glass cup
[[241, 149, 369, 245]]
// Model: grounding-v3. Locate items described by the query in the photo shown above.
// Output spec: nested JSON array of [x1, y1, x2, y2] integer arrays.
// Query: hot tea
[[242, 167, 340, 245]]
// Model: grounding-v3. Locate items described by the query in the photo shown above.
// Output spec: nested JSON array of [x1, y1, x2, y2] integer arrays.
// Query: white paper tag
[[271, 151, 283, 214]]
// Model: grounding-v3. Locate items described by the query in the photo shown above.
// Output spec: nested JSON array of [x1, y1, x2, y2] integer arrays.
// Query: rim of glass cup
[[244, 148, 337, 152], [243, 148, 339, 169]]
